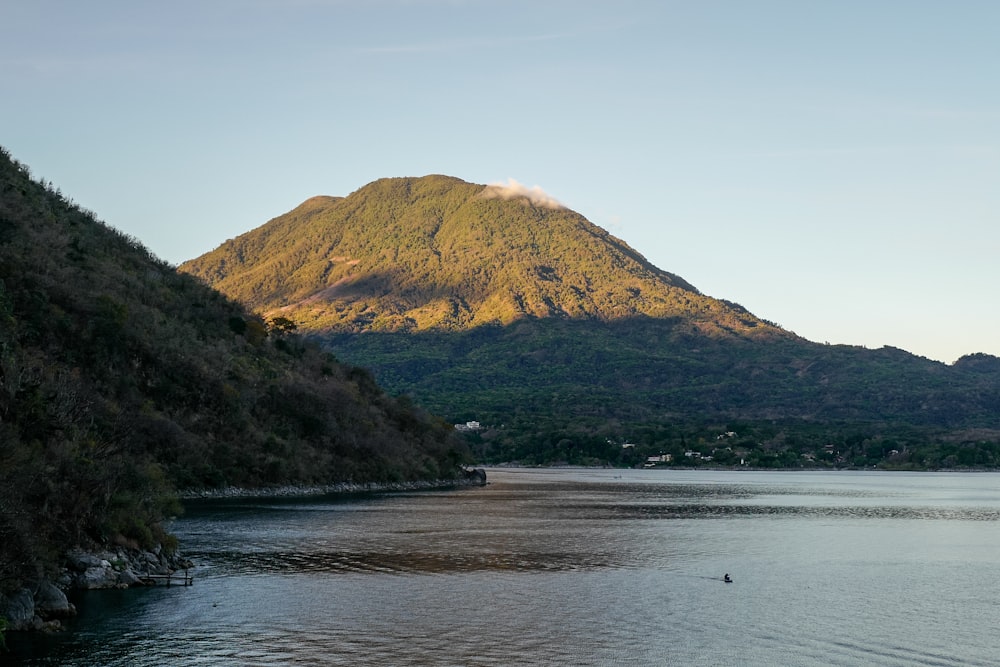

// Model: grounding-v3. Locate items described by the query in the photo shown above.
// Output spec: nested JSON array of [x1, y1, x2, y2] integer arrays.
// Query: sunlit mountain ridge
[[182, 175, 1000, 468]]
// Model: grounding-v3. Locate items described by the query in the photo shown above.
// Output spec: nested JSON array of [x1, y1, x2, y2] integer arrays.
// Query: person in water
[[724, 573, 732, 583]]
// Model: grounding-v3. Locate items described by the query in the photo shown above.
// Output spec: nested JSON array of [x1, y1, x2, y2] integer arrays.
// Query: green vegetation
[[326, 320, 1000, 468], [180, 176, 762, 336], [0, 151, 470, 591], [458, 415, 1000, 470], [324, 319, 1000, 426], [181, 174, 1000, 470]]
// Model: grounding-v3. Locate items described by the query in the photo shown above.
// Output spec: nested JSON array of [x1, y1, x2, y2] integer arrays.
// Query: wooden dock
[[140, 569, 193, 587]]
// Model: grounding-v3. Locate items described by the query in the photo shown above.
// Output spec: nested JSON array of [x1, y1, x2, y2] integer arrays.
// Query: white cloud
[[480, 178, 564, 209]]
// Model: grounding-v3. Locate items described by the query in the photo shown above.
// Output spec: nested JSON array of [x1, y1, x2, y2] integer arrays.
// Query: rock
[[0, 588, 36, 630], [30, 617, 63, 633], [34, 581, 76, 620], [66, 548, 103, 572], [117, 568, 141, 587], [55, 570, 75, 589], [62, 543, 194, 591], [75, 563, 119, 589], [462, 467, 488, 485], [2, 541, 199, 635], [172, 556, 195, 570]]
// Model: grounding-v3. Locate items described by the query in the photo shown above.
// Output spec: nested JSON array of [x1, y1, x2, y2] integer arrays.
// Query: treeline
[[0, 148, 470, 590], [459, 415, 1000, 470]]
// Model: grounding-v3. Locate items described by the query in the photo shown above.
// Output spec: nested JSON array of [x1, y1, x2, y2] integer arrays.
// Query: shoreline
[[177, 468, 488, 500], [0, 470, 487, 635], [485, 462, 1000, 473]]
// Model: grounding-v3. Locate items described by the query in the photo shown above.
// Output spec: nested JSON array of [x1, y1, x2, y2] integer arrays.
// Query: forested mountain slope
[[181, 175, 785, 338], [0, 151, 470, 588], [181, 175, 1000, 467]]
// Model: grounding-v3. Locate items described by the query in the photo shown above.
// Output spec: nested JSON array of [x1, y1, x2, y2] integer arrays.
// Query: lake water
[[8, 469, 1000, 666]]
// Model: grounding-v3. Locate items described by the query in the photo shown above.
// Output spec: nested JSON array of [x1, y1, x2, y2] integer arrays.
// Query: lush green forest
[[0, 151, 471, 591], [182, 175, 1000, 470], [326, 320, 1000, 469]]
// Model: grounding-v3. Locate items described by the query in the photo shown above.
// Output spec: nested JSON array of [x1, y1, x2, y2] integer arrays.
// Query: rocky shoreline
[[0, 545, 194, 633], [178, 467, 488, 499], [0, 469, 487, 635]]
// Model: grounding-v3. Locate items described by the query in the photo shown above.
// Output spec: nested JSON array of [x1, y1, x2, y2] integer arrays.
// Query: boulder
[[34, 581, 76, 620], [0, 587, 36, 630], [66, 548, 104, 572], [75, 562, 119, 589], [117, 568, 141, 587], [462, 467, 488, 485]]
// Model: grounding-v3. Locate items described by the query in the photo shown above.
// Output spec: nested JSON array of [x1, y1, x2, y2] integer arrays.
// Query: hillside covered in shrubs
[[0, 149, 470, 590]]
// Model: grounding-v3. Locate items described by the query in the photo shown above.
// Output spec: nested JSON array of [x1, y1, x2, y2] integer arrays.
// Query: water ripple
[[188, 548, 619, 576], [565, 502, 1000, 521]]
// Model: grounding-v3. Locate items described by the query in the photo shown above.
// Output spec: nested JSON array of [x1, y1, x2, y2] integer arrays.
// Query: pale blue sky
[[2, 0, 997, 363]]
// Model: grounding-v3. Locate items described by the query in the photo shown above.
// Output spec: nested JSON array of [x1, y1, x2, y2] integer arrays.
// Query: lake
[[8, 468, 1000, 666]]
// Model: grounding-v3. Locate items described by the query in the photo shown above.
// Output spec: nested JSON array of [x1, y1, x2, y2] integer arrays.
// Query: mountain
[[180, 175, 1000, 468], [181, 175, 781, 337], [0, 151, 471, 589]]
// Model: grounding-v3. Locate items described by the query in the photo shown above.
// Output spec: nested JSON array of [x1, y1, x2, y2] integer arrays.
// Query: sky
[[2, 0, 997, 364]]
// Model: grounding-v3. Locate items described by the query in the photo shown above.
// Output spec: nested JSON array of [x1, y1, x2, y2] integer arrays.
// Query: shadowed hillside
[[0, 151, 470, 589]]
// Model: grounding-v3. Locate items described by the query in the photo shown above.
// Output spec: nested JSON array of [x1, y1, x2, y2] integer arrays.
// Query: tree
[[269, 316, 298, 335]]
